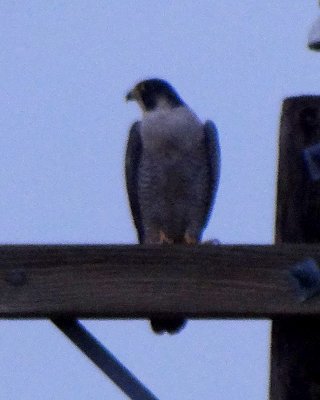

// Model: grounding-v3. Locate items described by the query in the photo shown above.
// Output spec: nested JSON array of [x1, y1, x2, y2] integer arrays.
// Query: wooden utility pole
[[271, 96, 320, 399]]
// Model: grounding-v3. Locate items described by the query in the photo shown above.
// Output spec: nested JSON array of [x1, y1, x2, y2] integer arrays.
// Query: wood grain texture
[[271, 96, 320, 400], [1, 244, 320, 318], [276, 96, 320, 242]]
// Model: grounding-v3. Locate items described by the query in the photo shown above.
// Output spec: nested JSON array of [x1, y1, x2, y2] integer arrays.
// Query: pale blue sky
[[1, 1, 319, 399]]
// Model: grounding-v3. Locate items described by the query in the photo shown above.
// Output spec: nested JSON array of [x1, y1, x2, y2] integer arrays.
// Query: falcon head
[[126, 79, 184, 111]]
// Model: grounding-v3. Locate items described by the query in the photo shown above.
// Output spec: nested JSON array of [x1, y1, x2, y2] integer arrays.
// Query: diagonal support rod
[[52, 318, 159, 400]]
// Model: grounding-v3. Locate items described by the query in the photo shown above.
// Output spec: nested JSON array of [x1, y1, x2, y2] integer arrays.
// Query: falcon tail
[[150, 317, 187, 335]]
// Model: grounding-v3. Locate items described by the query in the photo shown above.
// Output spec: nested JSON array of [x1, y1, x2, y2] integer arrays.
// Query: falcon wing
[[202, 120, 221, 227], [125, 121, 144, 243]]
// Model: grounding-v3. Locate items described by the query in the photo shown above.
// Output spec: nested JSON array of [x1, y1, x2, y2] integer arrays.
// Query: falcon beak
[[125, 90, 135, 102]]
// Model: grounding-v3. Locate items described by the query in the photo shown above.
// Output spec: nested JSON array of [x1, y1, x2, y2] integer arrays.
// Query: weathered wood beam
[[270, 96, 320, 400], [1, 243, 320, 318]]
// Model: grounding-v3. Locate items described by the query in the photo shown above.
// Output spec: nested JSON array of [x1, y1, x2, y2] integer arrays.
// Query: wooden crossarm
[[1, 244, 320, 318]]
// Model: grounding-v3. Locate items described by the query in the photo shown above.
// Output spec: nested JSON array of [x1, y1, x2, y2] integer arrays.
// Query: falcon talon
[[202, 238, 221, 245], [290, 258, 320, 302], [159, 230, 173, 244], [125, 78, 220, 333], [303, 142, 320, 181], [184, 233, 197, 245]]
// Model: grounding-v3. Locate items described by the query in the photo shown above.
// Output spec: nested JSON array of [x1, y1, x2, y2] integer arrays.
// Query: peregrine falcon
[[125, 79, 220, 334]]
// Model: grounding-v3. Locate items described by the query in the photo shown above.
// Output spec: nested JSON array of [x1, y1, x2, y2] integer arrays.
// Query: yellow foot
[[159, 230, 173, 244], [184, 232, 198, 245]]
